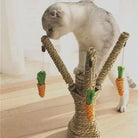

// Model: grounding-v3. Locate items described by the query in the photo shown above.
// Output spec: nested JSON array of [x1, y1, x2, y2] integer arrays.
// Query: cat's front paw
[[73, 67, 85, 75], [116, 104, 127, 112]]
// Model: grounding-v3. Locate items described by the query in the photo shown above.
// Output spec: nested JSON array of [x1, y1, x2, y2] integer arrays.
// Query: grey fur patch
[[127, 76, 137, 88]]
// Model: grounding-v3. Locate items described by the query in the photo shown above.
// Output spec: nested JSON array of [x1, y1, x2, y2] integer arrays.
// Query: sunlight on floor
[[0, 59, 50, 85]]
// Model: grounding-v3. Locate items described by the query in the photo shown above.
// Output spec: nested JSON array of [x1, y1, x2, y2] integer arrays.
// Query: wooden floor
[[0, 76, 138, 138]]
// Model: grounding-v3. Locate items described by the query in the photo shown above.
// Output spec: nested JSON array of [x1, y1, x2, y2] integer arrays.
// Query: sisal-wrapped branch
[[84, 48, 97, 122], [96, 32, 129, 87], [74, 48, 97, 96], [84, 48, 97, 91], [41, 36, 74, 85]]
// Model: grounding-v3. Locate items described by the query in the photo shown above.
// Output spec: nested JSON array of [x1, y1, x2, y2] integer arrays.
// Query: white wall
[[18, 0, 79, 75], [1, 0, 138, 82], [95, 0, 138, 82], [17, 0, 78, 61], [17, 0, 59, 60], [118, 0, 138, 82], [1, 0, 25, 74]]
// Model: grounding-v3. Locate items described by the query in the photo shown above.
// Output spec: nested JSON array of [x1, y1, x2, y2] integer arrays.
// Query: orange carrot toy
[[84, 89, 95, 122], [84, 102, 95, 122], [37, 71, 46, 97], [116, 66, 125, 96]]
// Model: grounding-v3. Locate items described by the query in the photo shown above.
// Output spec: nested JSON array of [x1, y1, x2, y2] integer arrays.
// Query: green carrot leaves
[[86, 89, 95, 105], [118, 66, 125, 78], [37, 71, 46, 85]]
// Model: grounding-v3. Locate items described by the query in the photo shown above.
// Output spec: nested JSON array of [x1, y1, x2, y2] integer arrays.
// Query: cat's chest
[[74, 26, 112, 52], [75, 31, 101, 49]]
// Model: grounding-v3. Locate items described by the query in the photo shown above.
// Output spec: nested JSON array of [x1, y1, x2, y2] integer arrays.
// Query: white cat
[[42, 0, 136, 112]]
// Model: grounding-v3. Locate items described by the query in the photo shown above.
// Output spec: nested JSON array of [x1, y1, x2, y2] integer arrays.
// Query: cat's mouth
[[47, 33, 60, 40], [47, 33, 52, 38], [47, 32, 54, 39]]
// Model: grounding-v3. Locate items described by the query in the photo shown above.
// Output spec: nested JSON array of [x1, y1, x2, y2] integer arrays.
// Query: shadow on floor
[[1, 95, 74, 138], [47, 129, 67, 138]]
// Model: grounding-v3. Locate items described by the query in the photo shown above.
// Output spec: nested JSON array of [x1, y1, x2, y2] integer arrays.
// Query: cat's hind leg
[[108, 68, 129, 112], [74, 47, 87, 75]]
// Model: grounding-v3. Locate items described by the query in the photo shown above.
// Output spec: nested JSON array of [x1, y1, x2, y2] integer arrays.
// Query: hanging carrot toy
[[37, 46, 47, 98], [116, 47, 125, 96], [116, 66, 125, 96], [84, 89, 95, 122], [37, 71, 46, 97]]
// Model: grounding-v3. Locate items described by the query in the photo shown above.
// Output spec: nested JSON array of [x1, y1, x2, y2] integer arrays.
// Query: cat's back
[[78, 0, 114, 21], [76, 1, 120, 40]]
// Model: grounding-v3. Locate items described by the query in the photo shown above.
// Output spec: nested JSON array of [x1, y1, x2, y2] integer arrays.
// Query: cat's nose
[[48, 28, 53, 32], [47, 33, 50, 37]]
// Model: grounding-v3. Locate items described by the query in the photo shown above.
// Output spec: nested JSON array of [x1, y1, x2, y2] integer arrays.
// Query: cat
[[42, 0, 136, 112]]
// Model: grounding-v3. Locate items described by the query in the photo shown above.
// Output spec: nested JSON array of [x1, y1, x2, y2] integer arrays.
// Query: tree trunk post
[[68, 48, 100, 138]]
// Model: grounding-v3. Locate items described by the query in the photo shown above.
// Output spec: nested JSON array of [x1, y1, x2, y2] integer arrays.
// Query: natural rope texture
[[68, 48, 100, 137], [83, 48, 96, 122], [75, 48, 97, 97], [41, 36, 74, 85], [84, 48, 97, 93], [96, 32, 129, 86], [67, 91, 100, 138]]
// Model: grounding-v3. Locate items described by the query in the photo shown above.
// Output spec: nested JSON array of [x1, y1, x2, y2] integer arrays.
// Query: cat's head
[[42, 4, 71, 40]]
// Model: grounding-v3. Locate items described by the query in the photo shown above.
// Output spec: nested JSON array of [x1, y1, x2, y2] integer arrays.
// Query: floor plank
[[0, 76, 138, 138]]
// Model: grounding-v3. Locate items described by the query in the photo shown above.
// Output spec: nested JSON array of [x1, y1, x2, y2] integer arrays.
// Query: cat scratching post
[[41, 32, 129, 138]]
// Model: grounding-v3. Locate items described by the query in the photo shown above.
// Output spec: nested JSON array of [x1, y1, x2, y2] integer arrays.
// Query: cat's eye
[[48, 28, 53, 32]]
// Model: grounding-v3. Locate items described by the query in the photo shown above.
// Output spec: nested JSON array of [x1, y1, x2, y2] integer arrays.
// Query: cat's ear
[[49, 10, 63, 18]]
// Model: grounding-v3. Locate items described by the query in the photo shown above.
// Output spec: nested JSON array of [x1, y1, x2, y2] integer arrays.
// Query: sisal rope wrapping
[[96, 32, 129, 86], [67, 91, 100, 138], [68, 48, 100, 137], [75, 48, 97, 97], [41, 36, 74, 85]]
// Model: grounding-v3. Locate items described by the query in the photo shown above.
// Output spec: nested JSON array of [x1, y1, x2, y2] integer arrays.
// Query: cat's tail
[[126, 75, 137, 88]]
